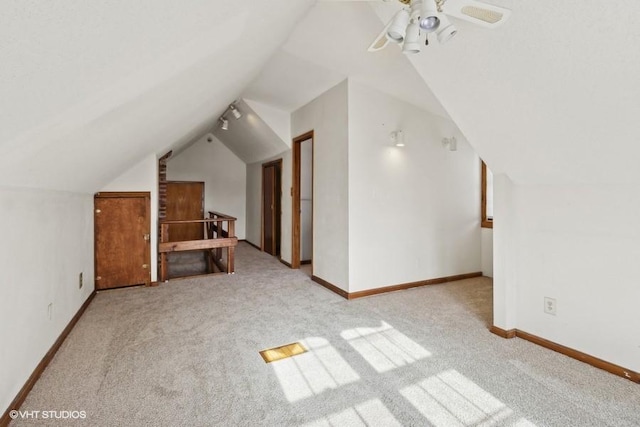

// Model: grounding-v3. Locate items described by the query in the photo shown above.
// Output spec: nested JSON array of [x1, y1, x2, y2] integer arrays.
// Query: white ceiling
[[212, 100, 289, 164], [244, 1, 449, 118], [3, 0, 640, 190]]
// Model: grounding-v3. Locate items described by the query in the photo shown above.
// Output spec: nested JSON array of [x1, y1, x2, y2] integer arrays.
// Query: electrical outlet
[[79, 272, 83, 289], [544, 297, 557, 315], [47, 303, 53, 320]]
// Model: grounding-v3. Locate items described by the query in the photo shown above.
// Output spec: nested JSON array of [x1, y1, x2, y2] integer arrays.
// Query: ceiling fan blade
[[368, 25, 392, 52], [319, 0, 397, 2], [443, 0, 511, 29]]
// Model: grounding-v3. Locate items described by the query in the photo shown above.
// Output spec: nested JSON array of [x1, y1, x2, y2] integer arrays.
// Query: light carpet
[[11, 243, 640, 426]]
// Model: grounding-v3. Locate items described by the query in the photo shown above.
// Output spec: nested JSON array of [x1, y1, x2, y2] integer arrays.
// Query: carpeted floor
[[12, 243, 640, 426]]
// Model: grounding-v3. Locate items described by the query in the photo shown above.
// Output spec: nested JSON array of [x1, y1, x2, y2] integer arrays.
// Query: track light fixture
[[229, 103, 242, 120], [217, 101, 242, 131]]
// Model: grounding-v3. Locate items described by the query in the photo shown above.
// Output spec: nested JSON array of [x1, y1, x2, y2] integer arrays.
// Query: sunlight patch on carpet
[[302, 398, 402, 427], [341, 321, 432, 373], [400, 369, 537, 427], [271, 337, 361, 402], [260, 342, 307, 363]]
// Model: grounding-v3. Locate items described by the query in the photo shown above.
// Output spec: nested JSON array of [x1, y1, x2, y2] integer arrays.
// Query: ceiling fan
[[365, 0, 512, 53]]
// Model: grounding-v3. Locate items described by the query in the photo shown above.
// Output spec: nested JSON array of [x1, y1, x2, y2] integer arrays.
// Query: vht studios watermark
[[9, 410, 87, 420]]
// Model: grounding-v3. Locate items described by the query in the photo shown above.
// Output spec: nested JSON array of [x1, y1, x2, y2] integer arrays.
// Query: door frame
[[291, 130, 314, 269], [94, 191, 151, 288], [261, 159, 282, 255]]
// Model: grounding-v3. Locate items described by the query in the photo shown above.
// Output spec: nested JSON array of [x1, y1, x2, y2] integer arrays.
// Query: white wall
[[347, 81, 481, 292], [0, 187, 94, 415], [493, 180, 640, 372], [300, 139, 313, 261], [291, 80, 349, 290], [101, 154, 158, 281], [167, 135, 246, 239], [245, 162, 263, 248], [481, 228, 493, 278]]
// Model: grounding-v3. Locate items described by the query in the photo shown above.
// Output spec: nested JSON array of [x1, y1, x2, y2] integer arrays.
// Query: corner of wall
[[492, 173, 516, 329]]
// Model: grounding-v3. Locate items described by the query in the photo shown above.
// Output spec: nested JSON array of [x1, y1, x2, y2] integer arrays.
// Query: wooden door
[[95, 192, 151, 289], [262, 160, 281, 256], [263, 165, 276, 255], [166, 181, 204, 241]]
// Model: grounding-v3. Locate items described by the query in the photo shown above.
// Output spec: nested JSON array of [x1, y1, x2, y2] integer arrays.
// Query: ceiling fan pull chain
[[436, 0, 445, 13]]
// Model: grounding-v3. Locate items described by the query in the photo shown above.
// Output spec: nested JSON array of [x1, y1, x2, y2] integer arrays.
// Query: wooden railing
[[159, 212, 237, 281]]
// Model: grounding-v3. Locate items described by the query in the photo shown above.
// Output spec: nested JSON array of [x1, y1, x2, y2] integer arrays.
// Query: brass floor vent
[[259, 342, 307, 363]]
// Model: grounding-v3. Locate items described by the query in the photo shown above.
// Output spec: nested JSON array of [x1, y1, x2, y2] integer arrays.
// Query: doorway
[[166, 181, 205, 241], [94, 192, 151, 289], [262, 159, 282, 256], [165, 181, 206, 279], [292, 131, 314, 270]]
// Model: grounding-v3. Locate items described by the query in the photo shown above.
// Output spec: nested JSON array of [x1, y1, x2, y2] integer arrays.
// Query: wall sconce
[[442, 136, 457, 151], [390, 130, 405, 147]]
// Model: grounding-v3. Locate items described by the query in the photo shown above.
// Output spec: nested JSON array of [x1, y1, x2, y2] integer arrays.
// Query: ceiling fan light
[[387, 9, 410, 43], [402, 21, 421, 54], [419, 0, 440, 33], [436, 15, 457, 44], [220, 117, 229, 131]]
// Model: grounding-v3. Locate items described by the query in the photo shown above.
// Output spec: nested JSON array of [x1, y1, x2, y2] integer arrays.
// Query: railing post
[[160, 223, 169, 282], [215, 219, 223, 261], [227, 220, 235, 274], [227, 245, 235, 274], [228, 220, 235, 239]]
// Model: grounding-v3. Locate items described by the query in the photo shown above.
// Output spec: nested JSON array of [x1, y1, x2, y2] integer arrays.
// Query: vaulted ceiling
[[2, 0, 639, 191], [0, 0, 314, 192], [244, 1, 448, 117]]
